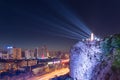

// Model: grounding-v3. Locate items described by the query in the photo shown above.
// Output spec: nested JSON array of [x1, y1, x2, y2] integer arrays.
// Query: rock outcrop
[[70, 41, 101, 80], [70, 34, 120, 80], [91, 53, 120, 80], [91, 34, 120, 80]]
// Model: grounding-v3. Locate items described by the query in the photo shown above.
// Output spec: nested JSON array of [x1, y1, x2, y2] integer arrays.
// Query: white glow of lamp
[[90, 33, 94, 41]]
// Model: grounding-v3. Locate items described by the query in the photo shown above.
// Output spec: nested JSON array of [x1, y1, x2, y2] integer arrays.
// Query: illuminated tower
[[90, 33, 94, 41]]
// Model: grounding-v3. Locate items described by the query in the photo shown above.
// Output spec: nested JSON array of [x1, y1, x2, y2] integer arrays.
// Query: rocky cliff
[[70, 34, 120, 80], [91, 34, 120, 80], [70, 41, 102, 80]]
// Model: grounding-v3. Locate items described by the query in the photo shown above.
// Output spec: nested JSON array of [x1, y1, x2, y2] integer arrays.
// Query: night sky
[[0, 0, 120, 50]]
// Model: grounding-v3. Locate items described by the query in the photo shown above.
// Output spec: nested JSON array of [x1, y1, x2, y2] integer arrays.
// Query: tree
[[101, 37, 112, 54], [111, 34, 120, 48]]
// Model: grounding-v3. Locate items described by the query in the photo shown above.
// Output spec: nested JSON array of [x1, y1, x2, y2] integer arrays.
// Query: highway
[[28, 68, 69, 80]]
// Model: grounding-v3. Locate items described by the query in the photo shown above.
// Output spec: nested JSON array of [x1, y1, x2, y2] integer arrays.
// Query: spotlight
[[95, 37, 100, 41]]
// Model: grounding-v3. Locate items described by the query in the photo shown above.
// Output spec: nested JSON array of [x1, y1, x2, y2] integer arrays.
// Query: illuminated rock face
[[70, 41, 101, 80]]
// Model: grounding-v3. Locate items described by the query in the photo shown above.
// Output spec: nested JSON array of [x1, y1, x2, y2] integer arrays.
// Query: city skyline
[[0, 35, 76, 51]]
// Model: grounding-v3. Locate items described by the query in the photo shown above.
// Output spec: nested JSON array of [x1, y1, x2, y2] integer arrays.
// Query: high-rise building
[[43, 45, 49, 58], [34, 47, 41, 59], [0, 50, 3, 59], [12, 48, 22, 59], [25, 49, 35, 59], [29, 49, 35, 59], [6, 46, 13, 59], [34, 48, 38, 59], [2, 51, 9, 59], [25, 49, 31, 59], [21, 51, 25, 59], [34, 46, 49, 59]]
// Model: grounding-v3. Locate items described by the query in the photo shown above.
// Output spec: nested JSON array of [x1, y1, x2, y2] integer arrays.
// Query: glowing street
[[28, 68, 69, 80]]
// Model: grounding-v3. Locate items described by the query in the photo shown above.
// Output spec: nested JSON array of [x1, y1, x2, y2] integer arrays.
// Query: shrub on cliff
[[101, 36, 112, 54], [101, 34, 120, 68], [111, 34, 120, 48], [112, 48, 120, 68], [101, 34, 120, 54]]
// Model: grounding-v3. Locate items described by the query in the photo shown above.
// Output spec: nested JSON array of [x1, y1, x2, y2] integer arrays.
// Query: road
[[28, 68, 69, 80]]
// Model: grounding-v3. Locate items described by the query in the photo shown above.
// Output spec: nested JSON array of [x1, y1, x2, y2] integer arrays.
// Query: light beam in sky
[[20, 0, 92, 40]]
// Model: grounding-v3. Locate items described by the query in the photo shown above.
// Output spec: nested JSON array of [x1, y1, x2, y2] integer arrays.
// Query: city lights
[[7, 46, 13, 49]]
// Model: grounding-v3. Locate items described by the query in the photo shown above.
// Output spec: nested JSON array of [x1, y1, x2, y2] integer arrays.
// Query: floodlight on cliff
[[95, 37, 100, 41]]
